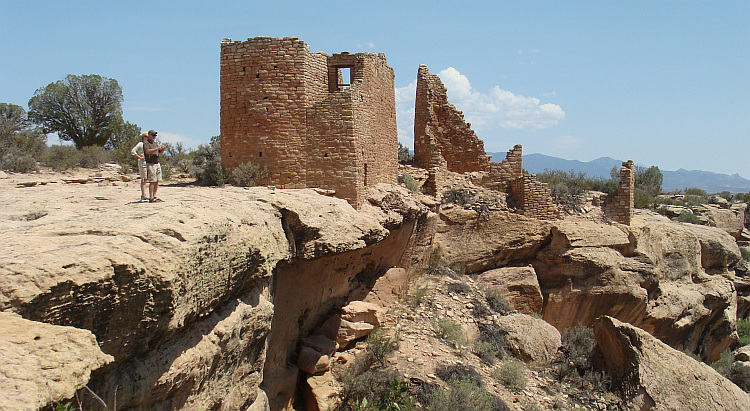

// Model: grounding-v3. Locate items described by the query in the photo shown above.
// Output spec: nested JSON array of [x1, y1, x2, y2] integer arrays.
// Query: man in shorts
[[143, 130, 166, 203], [130, 132, 149, 201]]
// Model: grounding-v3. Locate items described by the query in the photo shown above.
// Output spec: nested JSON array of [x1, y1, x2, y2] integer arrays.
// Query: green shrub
[[398, 142, 413, 164], [434, 363, 483, 384], [230, 161, 268, 187], [561, 324, 596, 372], [447, 281, 471, 295], [634, 187, 656, 209], [449, 262, 466, 276], [398, 172, 419, 192], [426, 377, 499, 411], [443, 187, 474, 206], [493, 359, 526, 391], [337, 369, 415, 411], [537, 169, 614, 210], [433, 318, 464, 346], [684, 187, 707, 196], [1, 152, 38, 172], [738, 318, 750, 347], [472, 340, 499, 364], [483, 286, 511, 314], [408, 286, 430, 307], [42, 145, 82, 171], [190, 138, 225, 186], [677, 211, 702, 224], [366, 328, 399, 368], [427, 245, 443, 270], [77, 145, 111, 168], [711, 348, 733, 378], [477, 323, 508, 360]]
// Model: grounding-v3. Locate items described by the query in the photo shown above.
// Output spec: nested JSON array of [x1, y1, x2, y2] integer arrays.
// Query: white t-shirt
[[131, 141, 144, 157]]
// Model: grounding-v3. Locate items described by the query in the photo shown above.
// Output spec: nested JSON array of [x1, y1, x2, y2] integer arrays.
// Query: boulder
[[495, 313, 561, 364], [535, 211, 739, 362], [476, 266, 543, 314], [0, 312, 113, 410], [593, 316, 750, 410], [304, 372, 338, 411], [316, 301, 385, 350], [341, 301, 384, 326], [731, 345, 750, 391], [360, 267, 409, 307], [298, 346, 331, 375], [432, 209, 551, 273]]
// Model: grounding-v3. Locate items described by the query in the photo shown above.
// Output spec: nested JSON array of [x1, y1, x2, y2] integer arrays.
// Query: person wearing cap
[[130, 132, 149, 201], [143, 130, 166, 203]]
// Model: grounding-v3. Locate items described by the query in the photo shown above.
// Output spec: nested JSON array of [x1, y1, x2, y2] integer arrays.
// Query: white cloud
[[436, 67, 564, 130], [394, 69, 565, 147]]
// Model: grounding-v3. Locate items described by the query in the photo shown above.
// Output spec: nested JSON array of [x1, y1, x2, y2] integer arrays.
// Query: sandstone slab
[[594, 316, 750, 410]]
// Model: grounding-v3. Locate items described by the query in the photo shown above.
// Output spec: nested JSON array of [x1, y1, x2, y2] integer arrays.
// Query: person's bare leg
[[141, 178, 148, 199], [149, 182, 157, 200]]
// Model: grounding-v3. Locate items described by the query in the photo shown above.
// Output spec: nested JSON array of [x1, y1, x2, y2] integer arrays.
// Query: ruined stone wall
[[486, 145, 524, 192], [414, 65, 490, 173], [510, 176, 560, 220], [220, 37, 328, 188], [221, 37, 397, 206], [349, 53, 398, 202], [605, 160, 635, 225]]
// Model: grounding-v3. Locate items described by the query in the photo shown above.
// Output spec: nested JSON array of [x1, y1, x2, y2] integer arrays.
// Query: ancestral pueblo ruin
[[220, 36, 635, 224]]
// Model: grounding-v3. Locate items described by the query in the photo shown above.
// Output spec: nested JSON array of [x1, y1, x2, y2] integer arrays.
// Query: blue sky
[[2, 1, 748, 177]]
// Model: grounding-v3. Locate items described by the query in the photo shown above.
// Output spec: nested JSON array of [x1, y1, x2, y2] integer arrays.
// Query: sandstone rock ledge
[[0, 170, 426, 410]]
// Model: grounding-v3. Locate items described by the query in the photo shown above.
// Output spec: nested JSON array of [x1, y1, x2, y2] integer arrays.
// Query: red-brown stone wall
[[221, 37, 396, 206], [605, 160, 635, 225], [414, 65, 490, 173], [510, 176, 560, 220], [487, 145, 523, 192], [221, 37, 329, 188]]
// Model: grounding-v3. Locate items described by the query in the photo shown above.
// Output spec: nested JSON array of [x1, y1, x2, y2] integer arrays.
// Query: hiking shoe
[[149, 198, 164, 203]]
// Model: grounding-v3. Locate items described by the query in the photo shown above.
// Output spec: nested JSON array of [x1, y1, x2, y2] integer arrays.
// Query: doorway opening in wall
[[339, 67, 351, 90]]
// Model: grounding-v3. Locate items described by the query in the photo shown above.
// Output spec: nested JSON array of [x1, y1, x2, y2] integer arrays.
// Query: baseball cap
[[148, 130, 158, 136]]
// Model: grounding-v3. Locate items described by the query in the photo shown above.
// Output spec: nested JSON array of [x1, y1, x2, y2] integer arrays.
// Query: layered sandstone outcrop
[[0, 169, 426, 410], [429, 200, 742, 362], [594, 316, 750, 409]]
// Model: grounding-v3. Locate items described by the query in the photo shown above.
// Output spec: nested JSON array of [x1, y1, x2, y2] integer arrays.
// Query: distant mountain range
[[485, 152, 750, 194]]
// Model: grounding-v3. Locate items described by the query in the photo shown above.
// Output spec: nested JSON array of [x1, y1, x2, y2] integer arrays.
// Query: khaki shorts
[[137, 158, 147, 180], [147, 163, 162, 182]]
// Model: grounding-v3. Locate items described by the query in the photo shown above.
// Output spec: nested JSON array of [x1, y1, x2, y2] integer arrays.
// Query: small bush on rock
[[493, 359, 527, 391], [483, 286, 511, 314], [433, 318, 464, 346], [231, 161, 268, 187], [426, 377, 501, 411], [42, 145, 82, 171], [398, 172, 419, 192]]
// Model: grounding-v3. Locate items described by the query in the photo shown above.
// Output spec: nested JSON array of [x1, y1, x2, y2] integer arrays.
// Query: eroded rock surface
[[594, 316, 750, 410], [0, 312, 113, 410], [0, 170, 424, 410]]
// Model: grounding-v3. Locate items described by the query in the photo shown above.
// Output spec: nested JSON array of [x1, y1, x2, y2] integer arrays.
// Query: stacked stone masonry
[[220, 37, 397, 207], [414, 65, 560, 220], [414, 65, 490, 173], [605, 160, 635, 225]]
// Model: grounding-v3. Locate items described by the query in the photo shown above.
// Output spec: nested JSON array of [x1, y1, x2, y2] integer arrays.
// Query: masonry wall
[[486, 145, 523, 192], [414, 65, 490, 173], [605, 160, 635, 225], [220, 37, 328, 188], [510, 176, 560, 220], [220, 37, 397, 206]]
